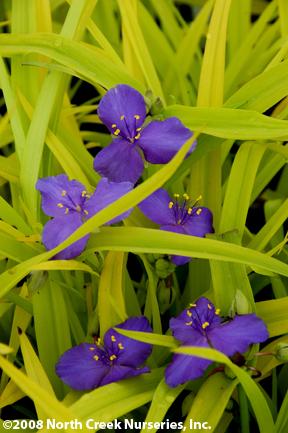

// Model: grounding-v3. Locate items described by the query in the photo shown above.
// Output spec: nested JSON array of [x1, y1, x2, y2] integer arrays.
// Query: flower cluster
[[56, 297, 268, 391], [35, 85, 269, 392], [37, 84, 201, 260]]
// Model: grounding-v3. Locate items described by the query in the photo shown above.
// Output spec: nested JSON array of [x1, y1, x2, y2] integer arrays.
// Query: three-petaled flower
[[165, 297, 269, 387], [56, 317, 152, 390], [36, 175, 133, 259], [94, 84, 195, 184], [139, 189, 214, 265]]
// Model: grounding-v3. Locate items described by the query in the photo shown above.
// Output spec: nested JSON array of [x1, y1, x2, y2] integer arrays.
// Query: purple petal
[[171, 255, 191, 266], [42, 213, 89, 259], [36, 175, 86, 217], [98, 84, 146, 139], [93, 139, 144, 183], [165, 348, 211, 387], [208, 314, 269, 357], [183, 207, 214, 237], [104, 317, 153, 368], [84, 178, 133, 224], [138, 117, 195, 164], [101, 365, 149, 386], [138, 189, 175, 225], [56, 343, 108, 390]]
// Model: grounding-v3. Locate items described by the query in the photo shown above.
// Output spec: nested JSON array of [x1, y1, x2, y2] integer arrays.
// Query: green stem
[[238, 384, 250, 433]]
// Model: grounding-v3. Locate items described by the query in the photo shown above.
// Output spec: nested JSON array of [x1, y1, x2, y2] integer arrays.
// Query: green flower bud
[[275, 343, 288, 362], [155, 258, 175, 279]]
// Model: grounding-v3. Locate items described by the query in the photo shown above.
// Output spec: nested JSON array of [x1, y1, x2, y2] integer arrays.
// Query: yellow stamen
[[89, 347, 95, 351], [111, 335, 116, 342], [136, 127, 142, 132], [96, 337, 101, 346], [61, 190, 67, 197], [135, 133, 141, 140], [81, 190, 87, 197], [207, 304, 212, 310], [196, 208, 202, 215], [134, 114, 140, 120], [112, 124, 117, 128], [183, 193, 189, 200], [120, 115, 125, 120], [189, 303, 197, 307], [215, 308, 221, 316], [197, 194, 202, 201], [83, 210, 89, 215], [65, 208, 69, 214], [186, 310, 192, 317], [57, 203, 64, 208], [76, 205, 81, 212], [118, 343, 124, 350], [110, 354, 117, 361], [168, 201, 174, 209], [202, 321, 210, 330], [93, 355, 99, 361], [114, 128, 120, 136], [187, 207, 192, 215], [173, 193, 180, 198], [186, 321, 192, 326]]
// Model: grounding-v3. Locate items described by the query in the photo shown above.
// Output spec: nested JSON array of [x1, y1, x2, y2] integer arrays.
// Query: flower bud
[[155, 258, 175, 279], [275, 343, 288, 362]]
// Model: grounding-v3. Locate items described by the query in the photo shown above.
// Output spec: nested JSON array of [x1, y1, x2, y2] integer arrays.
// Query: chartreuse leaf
[[248, 199, 288, 252], [141, 255, 162, 335], [31, 260, 98, 275], [209, 232, 255, 315], [140, 379, 185, 433], [163, 0, 213, 98], [164, 105, 288, 140], [278, 0, 288, 37], [19, 330, 55, 419], [0, 376, 25, 409], [70, 369, 164, 423], [0, 355, 82, 432], [175, 346, 275, 433], [0, 58, 26, 156], [98, 251, 127, 337], [117, 0, 164, 99], [0, 196, 31, 234], [225, 0, 277, 97], [220, 142, 266, 238], [88, 227, 288, 278], [256, 297, 288, 337], [276, 389, 288, 433], [183, 374, 238, 432], [115, 328, 177, 349], [19, 0, 98, 216], [32, 275, 71, 398]]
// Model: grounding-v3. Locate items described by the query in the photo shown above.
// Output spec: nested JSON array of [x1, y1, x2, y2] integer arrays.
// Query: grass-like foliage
[[0, 1, 287, 432]]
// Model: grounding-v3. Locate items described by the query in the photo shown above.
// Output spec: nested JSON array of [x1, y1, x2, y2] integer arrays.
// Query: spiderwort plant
[[36, 175, 133, 259], [139, 189, 214, 265], [94, 84, 196, 183], [56, 317, 152, 390], [165, 297, 269, 387]]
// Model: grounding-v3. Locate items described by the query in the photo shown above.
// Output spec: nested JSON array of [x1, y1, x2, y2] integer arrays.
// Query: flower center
[[56, 190, 90, 216], [168, 193, 202, 225], [91, 334, 125, 366], [111, 114, 142, 143], [185, 302, 221, 334]]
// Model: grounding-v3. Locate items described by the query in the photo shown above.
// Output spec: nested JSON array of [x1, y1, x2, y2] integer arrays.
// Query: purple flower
[[56, 317, 152, 390], [138, 189, 214, 265], [93, 84, 195, 183], [36, 175, 133, 259], [165, 297, 269, 387]]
